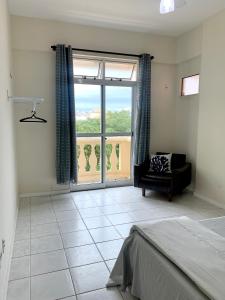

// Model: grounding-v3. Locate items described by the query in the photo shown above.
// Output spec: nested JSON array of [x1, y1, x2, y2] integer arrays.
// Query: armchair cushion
[[149, 153, 172, 174], [156, 152, 186, 170]]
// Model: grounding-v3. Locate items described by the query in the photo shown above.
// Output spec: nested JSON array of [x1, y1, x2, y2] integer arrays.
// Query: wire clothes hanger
[[20, 102, 47, 123]]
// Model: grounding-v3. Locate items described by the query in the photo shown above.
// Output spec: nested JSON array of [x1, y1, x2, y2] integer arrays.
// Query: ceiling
[[8, 0, 225, 36]]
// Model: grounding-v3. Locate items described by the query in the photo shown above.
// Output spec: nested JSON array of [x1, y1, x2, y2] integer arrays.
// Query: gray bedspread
[[107, 217, 225, 300]]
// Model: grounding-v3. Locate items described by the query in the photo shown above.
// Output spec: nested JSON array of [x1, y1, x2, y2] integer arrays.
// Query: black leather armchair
[[134, 153, 192, 201]]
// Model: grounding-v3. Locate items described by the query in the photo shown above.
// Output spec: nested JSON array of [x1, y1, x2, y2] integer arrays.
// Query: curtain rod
[[51, 46, 154, 60]]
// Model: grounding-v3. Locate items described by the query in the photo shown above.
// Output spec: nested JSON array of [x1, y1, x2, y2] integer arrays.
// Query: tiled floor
[[7, 187, 225, 300]]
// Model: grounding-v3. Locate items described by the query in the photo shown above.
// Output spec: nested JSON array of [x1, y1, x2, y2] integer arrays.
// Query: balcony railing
[[76, 137, 131, 184]]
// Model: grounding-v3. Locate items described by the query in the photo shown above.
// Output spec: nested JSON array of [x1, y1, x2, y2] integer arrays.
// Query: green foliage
[[77, 118, 100, 133], [76, 110, 131, 133], [115, 144, 120, 170], [84, 144, 92, 171], [106, 144, 113, 170], [76, 145, 81, 170], [94, 144, 100, 171], [106, 110, 131, 133]]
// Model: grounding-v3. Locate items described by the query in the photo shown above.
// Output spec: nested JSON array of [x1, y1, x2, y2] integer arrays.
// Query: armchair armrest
[[134, 161, 149, 187], [172, 163, 192, 176], [172, 163, 192, 191]]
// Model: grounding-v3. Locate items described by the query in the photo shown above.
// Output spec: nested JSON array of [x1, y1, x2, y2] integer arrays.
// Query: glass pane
[[77, 137, 101, 184], [105, 86, 132, 133], [105, 136, 131, 182], [73, 58, 102, 78], [182, 74, 200, 96], [75, 84, 101, 134], [105, 61, 137, 81]]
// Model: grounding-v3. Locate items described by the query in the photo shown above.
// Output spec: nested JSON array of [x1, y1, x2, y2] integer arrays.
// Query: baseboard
[[187, 186, 194, 193], [19, 189, 70, 198], [0, 207, 18, 300], [194, 191, 225, 210]]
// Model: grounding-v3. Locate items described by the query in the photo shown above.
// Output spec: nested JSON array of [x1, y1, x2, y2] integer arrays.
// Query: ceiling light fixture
[[160, 0, 175, 14]]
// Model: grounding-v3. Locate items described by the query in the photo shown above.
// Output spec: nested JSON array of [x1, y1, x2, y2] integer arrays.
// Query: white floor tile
[[31, 196, 51, 205], [15, 225, 30, 241], [77, 288, 123, 300], [31, 214, 56, 226], [31, 203, 52, 213], [71, 192, 91, 202], [9, 256, 30, 281], [106, 213, 133, 225], [94, 198, 116, 207], [31, 223, 59, 238], [96, 239, 124, 260], [74, 199, 98, 209], [100, 205, 128, 215], [79, 207, 104, 218], [19, 198, 30, 208], [31, 235, 63, 254], [62, 230, 93, 248], [114, 223, 134, 238], [52, 199, 76, 211], [13, 240, 30, 258], [55, 210, 80, 222], [17, 216, 30, 227], [31, 270, 75, 300], [7, 278, 30, 300], [71, 262, 109, 294], [105, 259, 117, 272], [128, 210, 153, 222], [89, 227, 121, 243], [58, 219, 86, 233], [31, 249, 68, 276], [17, 209, 30, 218], [65, 244, 102, 267], [83, 216, 111, 229]]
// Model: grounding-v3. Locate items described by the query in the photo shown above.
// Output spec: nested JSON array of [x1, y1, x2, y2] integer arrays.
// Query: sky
[[75, 84, 132, 113]]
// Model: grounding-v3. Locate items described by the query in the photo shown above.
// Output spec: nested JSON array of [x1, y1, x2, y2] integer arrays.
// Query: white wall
[[175, 27, 202, 189], [176, 9, 225, 207], [176, 26, 202, 64], [195, 10, 225, 207], [11, 16, 177, 195], [0, 1, 18, 299], [175, 56, 201, 189]]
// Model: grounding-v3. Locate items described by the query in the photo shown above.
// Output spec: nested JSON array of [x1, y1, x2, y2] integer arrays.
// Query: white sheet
[[108, 217, 225, 300]]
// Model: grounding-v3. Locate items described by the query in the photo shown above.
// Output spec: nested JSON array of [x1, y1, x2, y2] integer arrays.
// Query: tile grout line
[[51, 194, 77, 299], [72, 198, 112, 282]]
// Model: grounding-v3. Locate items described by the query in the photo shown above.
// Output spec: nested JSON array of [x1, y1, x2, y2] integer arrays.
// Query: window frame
[[72, 53, 138, 189], [181, 74, 200, 97], [104, 60, 136, 81], [73, 54, 138, 85], [73, 57, 103, 79]]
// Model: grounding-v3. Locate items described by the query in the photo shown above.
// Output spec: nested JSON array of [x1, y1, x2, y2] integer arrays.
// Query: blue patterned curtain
[[56, 45, 77, 184], [134, 54, 151, 165]]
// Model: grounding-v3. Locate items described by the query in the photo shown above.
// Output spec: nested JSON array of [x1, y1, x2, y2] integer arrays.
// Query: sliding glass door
[[75, 84, 102, 185], [104, 86, 132, 183], [71, 55, 137, 190]]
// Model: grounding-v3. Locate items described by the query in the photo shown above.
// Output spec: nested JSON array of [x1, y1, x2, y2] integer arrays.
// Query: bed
[[107, 216, 225, 300]]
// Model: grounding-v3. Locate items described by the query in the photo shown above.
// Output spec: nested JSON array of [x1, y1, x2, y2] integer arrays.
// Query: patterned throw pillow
[[150, 154, 172, 174]]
